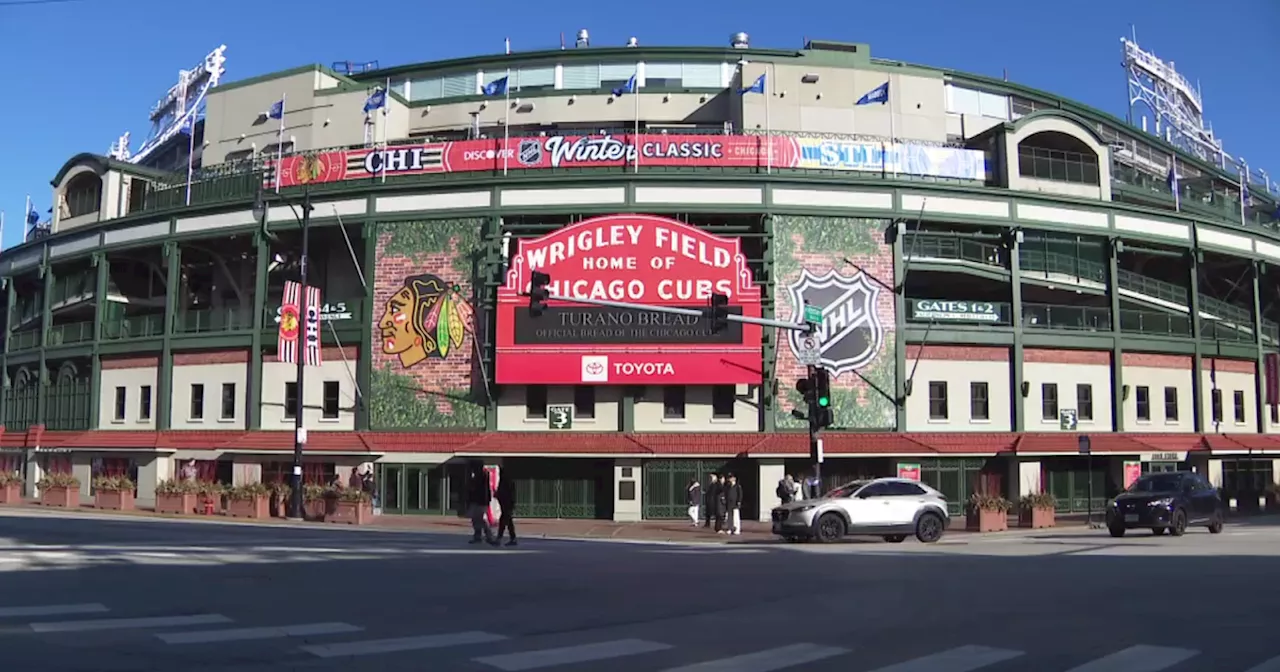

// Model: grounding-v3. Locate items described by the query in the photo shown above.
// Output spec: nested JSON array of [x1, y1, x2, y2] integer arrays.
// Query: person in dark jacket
[[494, 476, 517, 546], [686, 478, 701, 526], [703, 473, 720, 529], [713, 474, 729, 534], [723, 473, 744, 535], [466, 463, 497, 546]]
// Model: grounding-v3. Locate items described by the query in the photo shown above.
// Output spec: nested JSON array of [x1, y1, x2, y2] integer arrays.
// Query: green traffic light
[[818, 396, 830, 407]]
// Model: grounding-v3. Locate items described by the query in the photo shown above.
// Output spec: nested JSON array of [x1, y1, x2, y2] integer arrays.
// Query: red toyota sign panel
[[496, 214, 763, 385]]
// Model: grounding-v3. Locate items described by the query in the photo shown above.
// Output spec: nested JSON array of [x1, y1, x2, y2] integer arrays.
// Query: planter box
[[304, 497, 336, 521], [40, 486, 79, 508], [1018, 506, 1055, 529], [327, 500, 373, 525], [95, 489, 135, 511], [966, 508, 1008, 532], [0, 483, 22, 504], [155, 492, 197, 515], [226, 496, 269, 519]]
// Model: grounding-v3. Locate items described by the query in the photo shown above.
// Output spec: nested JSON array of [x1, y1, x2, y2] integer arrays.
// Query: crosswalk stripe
[[865, 645, 1025, 672], [1243, 655, 1280, 672], [1064, 645, 1199, 672], [300, 631, 507, 658], [658, 643, 850, 671], [474, 638, 672, 670], [0, 604, 109, 618], [157, 622, 363, 644], [29, 614, 232, 633]]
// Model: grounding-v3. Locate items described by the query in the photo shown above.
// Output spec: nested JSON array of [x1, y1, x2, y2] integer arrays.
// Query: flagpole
[[1, 211, 6, 253], [1171, 156, 1180, 212], [185, 117, 197, 206], [503, 68, 511, 176], [382, 78, 390, 184], [275, 93, 286, 193], [888, 81, 897, 178], [1241, 161, 1249, 227], [764, 67, 772, 174], [633, 74, 640, 174], [23, 195, 30, 238]]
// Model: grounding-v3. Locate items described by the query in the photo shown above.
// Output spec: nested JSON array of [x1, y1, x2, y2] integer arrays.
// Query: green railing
[[9, 329, 41, 352], [101, 314, 165, 341], [903, 233, 1005, 267], [1119, 309, 1191, 337], [48, 271, 94, 307], [45, 382, 91, 431], [1111, 162, 1279, 231], [1020, 249, 1106, 282], [46, 322, 94, 347], [3, 389, 38, 430], [174, 306, 252, 334], [1117, 269, 1187, 304], [1022, 303, 1111, 331], [1018, 146, 1100, 185]]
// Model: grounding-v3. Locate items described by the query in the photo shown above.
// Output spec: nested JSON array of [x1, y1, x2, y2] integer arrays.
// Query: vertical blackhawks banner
[[276, 280, 324, 366]]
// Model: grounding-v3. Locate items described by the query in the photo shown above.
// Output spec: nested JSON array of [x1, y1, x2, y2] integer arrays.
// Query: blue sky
[[0, 0, 1275, 250]]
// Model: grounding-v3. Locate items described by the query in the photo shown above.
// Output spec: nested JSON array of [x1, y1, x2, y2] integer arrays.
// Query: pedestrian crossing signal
[[707, 293, 730, 333], [528, 271, 551, 317]]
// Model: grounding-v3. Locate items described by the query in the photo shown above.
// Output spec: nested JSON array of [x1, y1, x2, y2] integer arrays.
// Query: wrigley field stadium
[[5, 30, 1280, 524]]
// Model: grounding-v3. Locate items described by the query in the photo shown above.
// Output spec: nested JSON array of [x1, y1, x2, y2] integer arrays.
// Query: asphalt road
[[0, 509, 1279, 672]]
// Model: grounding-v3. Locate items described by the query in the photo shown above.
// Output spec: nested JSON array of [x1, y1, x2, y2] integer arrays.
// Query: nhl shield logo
[[518, 139, 543, 166], [786, 268, 885, 378]]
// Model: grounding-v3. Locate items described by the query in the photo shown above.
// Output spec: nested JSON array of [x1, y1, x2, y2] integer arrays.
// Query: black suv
[[1106, 471, 1224, 537]]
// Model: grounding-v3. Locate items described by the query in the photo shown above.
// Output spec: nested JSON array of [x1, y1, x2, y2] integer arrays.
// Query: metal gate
[[504, 458, 612, 519], [642, 458, 757, 520]]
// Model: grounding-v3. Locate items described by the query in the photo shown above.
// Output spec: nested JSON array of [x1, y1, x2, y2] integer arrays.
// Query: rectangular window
[[1076, 384, 1093, 421], [284, 382, 298, 420], [969, 382, 989, 421], [525, 385, 547, 419], [113, 386, 126, 422], [190, 384, 205, 420], [1234, 390, 1246, 424], [323, 381, 340, 419], [711, 386, 735, 419], [1041, 383, 1058, 421], [220, 383, 236, 420], [516, 66, 555, 91], [139, 385, 152, 421], [663, 386, 686, 420], [928, 381, 948, 420], [1163, 386, 1178, 421], [573, 386, 595, 420], [1136, 386, 1150, 421], [561, 63, 601, 89], [1212, 389, 1223, 424]]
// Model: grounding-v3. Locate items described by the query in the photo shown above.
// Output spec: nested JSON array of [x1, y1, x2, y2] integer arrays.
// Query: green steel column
[[36, 259, 52, 427], [1188, 251, 1204, 433], [482, 215, 503, 433], [248, 233, 268, 429], [1108, 239, 1124, 432], [157, 242, 181, 430], [892, 219, 906, 432], [1252, 261, 1266, 433], [88, 254, 108, 428], [1009, 233, 1025, 432], [761, 214, 775, 433], [355, 213, 377, 431], [1, 280, 14, 424]]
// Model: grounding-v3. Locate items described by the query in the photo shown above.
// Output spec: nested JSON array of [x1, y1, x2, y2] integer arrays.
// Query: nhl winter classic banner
[[277, 280, 301, 364]]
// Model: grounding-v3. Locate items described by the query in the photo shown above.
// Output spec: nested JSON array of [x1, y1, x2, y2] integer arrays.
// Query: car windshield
[[1127, 474, 1182, 493], [826, 480, 870, 498]]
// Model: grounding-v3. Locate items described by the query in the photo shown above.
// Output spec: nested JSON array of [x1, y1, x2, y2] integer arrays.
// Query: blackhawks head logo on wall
[[378, 274, 473, 368]]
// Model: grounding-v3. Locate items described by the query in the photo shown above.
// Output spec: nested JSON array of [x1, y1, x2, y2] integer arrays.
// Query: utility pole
[[289, 188, 313, 521]]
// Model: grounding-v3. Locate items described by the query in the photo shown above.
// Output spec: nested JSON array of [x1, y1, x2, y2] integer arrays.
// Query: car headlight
[[1149, 497, 1174, 507], [1107, 500, 1117, 509], [794, 505, 815, 513]]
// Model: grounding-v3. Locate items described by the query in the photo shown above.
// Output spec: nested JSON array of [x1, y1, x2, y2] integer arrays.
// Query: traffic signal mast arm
[[523, 288, 817, 334]]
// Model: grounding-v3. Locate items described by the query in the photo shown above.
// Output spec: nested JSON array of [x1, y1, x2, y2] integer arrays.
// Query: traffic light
[[707, 292, 730, 333], [813, 406, 834, 430], [528, 271, 551, 317], [814, 369, 831, 409], [795, 377, 816, 407]]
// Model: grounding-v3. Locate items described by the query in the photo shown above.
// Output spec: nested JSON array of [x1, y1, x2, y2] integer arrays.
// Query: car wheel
[[815, 513, 846, 543], [1151, 527, 1166, 536], [915, 512, 945, 543], [1108, 525, 1125, 538], [884, 535, 906, 543], [1208, 512, 1224, 534], [1169, 509, 1187, 537]]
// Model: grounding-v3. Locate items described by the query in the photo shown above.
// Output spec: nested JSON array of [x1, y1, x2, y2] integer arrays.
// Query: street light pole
[[288, 188, 313, 520]]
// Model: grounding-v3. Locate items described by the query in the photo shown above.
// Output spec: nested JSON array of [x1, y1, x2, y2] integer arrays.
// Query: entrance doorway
[[378, 463, 462, 515]]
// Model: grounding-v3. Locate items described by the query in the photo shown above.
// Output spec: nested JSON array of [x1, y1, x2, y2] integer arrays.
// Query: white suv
[[771, 478, 950, 543]]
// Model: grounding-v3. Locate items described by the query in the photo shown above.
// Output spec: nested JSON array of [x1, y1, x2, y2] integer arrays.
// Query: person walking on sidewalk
[[713, 474, 729, 534], [724, 473, 744, 535], [494, 476, 517, 547], [704, 473, 721, 529], [686, 478, 701, 526], [466, 463, 498, 546], [776, 474, 798, 505]]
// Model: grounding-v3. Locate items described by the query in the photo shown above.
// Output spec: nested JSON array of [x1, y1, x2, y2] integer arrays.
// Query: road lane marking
[[0, 604, 109, 618], [1244, 655, 1280, 672], [659, 643, 850, 671], [475, 639, 672, 670], [1064, 645, 1198, 672], [301, 631, 507, 658], [158, 622, 362, 644], [865, 645, 1024, 672], [30, 614, 232, 633]]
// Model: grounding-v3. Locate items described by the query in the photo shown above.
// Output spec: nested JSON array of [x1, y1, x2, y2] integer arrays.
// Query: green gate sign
[[911, 299, 1000, 323]]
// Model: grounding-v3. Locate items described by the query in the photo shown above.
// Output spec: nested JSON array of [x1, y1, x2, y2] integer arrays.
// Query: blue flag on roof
[[856, 82, 889, 105], [483, 77, 508, 97], [739, 74, 765, 95], [363, 88, 387, 113], [267, 99, 284, 119], [611, 74, 636, 97], [26, 209, 38, 226]]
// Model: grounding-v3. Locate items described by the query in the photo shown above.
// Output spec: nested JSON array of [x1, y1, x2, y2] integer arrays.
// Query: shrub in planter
[[225, 483, 271, 519], [268, 483, 291, 517], [37, 473, 81, 508], [966, 493, 1012, 532], [0, 471, 24, 504], [327, 487, 373, 525], [155, 479, 198, 515], [303, 483, 331, 520], [93, 475, 136, 511], [1017, 491, 1057, 529], [194, 481, 226, 515]]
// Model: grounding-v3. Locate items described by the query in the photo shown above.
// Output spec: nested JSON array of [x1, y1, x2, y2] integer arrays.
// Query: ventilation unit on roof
[[576, 29, 590, 48], [731, 32, 750, 49], [626, 37, 638, 47]]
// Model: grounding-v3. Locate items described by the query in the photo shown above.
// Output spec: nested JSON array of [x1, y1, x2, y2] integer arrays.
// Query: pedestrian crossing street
[[3, 601, 1280, 671]]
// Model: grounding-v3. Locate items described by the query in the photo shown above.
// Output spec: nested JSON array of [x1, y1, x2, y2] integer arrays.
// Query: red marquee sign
[[274, 134, 796, 187], [496, 214, 763, 385]]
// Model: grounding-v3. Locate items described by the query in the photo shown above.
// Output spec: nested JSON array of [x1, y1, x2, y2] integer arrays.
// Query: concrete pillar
[[1016, 459, 1042, 497], [71, 455, 93, 503], [1207, 458, 1224, 488], [612, 458, 641, 522], [24, 451, 41, 498], [1272, 459, 1280, 485], [136, 455, 170, 506], [757, 458, 784, 522]]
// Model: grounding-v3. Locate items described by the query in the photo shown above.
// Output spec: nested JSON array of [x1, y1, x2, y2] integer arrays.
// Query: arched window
[[1017, 131, 1100, 185], [64, 173, 102, 218]]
